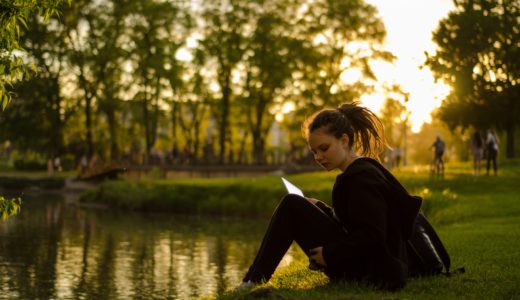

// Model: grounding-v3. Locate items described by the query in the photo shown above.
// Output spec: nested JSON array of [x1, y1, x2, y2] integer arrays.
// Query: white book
[[281, 177, 304, 197]]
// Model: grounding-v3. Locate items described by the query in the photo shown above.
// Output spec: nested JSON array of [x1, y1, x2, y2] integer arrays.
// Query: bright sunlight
[[362, 0, 454, 132]]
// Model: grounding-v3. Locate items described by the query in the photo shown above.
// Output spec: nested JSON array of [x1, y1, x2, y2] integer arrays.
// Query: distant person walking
[[470, 130, 484, 176], [485, 129, 499, 176], [431, 134, 445, 176], [393, 146, 403, 169]]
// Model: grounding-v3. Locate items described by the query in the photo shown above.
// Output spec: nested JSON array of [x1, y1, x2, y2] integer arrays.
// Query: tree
[[12, 9, 75, 159], [174, 49, 210, 164], [198, 0, 390, 164], [92, 2, 127, 161], [0, 76, 70, 156], [380, 89, 407, 148], [65, 0, 131, 161], [426, 0, 520, 158], [0, 0, 68, 109], [199, 0, 250, 163], [1, 1, 80, 161], [243, 6, 304, 164], [0, 0, 68, 220], [126, 0, 184, 164], [295, 0, 392, 112], [2, 0, 394, 167]]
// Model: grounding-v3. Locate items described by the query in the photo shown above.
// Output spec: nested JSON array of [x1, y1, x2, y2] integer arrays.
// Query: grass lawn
[[220, 160, 520, 299], [76, 160, 520, 299], [4, 160, 519, 299]]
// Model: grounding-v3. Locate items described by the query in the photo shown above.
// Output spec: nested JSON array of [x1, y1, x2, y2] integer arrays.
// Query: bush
[[0, 176, 32, 189], [80, 178, 285, 217], [14, 159, 46, 171], [0, 176, 65, 190], [60, 154, 77, 171]]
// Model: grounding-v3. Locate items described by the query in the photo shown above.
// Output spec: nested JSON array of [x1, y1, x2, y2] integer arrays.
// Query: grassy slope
[[221, 161, 520, 299]]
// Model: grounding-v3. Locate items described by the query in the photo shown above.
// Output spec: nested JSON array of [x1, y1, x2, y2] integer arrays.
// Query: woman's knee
[[279, 194, 307, 212]]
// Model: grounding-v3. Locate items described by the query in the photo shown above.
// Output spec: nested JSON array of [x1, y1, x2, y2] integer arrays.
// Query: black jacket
[[322, 157, 422, 290]]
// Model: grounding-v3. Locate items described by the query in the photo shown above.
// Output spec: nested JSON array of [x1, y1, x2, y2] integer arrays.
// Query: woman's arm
[[305, 197, 319, 205], [322, 171, 388, 267], [306, 197, 334, 219]]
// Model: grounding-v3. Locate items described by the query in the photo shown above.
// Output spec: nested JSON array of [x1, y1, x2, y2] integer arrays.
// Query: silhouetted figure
[[485, 129, 499, 176], [47, 159, 54, 175], [79, 155, 88, 175], [171, 144, 180, 165], [470, 130, 484, 176], [431, 134, 445, 176], [54, 157, 62, 172], [393, 147, 403, 169]]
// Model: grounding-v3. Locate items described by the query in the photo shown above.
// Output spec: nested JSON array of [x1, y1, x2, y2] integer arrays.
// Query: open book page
[[281, 177, 304, 197]]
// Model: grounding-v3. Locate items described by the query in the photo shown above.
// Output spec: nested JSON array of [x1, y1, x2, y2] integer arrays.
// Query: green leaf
[[2, 94, 8, 110], [17, 15, 28, 29], [0, 196, 22, 220]]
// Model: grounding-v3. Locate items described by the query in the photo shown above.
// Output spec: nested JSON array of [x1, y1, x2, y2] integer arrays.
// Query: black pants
[[243, 194, 347, 283], [486, 148, 497, 175]]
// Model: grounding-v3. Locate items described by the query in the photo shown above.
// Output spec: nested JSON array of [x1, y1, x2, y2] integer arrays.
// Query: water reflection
[[0, 193, 295, 299]]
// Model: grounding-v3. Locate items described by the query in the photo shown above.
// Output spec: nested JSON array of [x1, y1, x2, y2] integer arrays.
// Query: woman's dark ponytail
[[303, 102, 387, 158], [337, 102, 386, 158]]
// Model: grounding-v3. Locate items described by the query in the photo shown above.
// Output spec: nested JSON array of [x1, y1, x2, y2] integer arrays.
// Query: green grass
[[80, 177, 282, 215], [5, 160, 520, 299], [79, 161, 520, 299], [218, 160, 520, 299]]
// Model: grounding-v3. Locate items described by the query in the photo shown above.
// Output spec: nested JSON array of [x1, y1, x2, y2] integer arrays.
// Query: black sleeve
[[315, 200, 334, 219], [322, 170, 388, 267]]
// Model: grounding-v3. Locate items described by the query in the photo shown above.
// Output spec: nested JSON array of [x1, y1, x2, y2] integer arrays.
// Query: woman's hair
[[302, 102, 387, 158]]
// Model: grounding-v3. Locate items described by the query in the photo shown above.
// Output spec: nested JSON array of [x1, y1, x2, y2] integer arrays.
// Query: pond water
[[0, 193, 295, 299]]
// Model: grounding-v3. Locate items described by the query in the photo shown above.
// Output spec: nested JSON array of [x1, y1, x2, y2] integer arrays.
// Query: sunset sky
[[362, 0, 455, 132]]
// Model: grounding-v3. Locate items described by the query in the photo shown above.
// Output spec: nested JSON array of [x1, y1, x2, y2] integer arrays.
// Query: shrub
[[80, 178, 285, 217], [0, 176, 65, 190], [0, 176, 32, 189], [14, 159, 46, 171]]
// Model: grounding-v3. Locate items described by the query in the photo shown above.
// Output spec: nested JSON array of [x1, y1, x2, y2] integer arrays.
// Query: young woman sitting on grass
[[239, 102, 422, 291]]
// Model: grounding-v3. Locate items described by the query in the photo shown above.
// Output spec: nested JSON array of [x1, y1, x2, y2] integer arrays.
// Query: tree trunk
[[106, 104, 119, 161], [248, 90, 271, 164], [142, 95, 150, 165], [150, 77, 161, 148], [252, 132, 266, 165], [193, 120, 201, 165], [49, 77, 64, 158], [85, 94, 93, 160], [218, 71, 231, 164], [171, 101, 179, 151], [237, 131, 249, 164], [141, 68, 151, 165], [77, 60, 94, 160], [505, 123, 515, 158]]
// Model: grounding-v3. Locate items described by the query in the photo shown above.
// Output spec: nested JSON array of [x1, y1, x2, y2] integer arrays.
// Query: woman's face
[[308, 127, 350, 171]]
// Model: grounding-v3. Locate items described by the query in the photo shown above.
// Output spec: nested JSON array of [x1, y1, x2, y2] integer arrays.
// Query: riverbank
[[79, 161, 510, 218], [79, 173, 334, 217], [3, 161, 519, 299], [0, 171, 97, 194]]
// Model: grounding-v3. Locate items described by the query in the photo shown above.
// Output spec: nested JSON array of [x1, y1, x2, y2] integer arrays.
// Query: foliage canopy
[[0, 0, 68, 109], [425, 0, 520, 157]]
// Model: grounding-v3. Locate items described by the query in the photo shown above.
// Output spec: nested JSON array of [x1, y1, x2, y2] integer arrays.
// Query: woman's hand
[[309, 246, 327, 266]]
